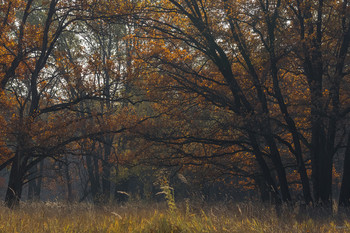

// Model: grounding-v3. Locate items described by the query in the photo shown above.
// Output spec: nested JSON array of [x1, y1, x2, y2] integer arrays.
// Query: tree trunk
[[102, 138, 113, 203], [34, 160, 44, 199], [27, 158, 38, 201], [102, 165, 111, 203], [27, 159, 43, 201], [339, 135, 350, 206], [319, 149, 333, 205], [265, 134, 292, 203], [64, 155, 73, 203], [86, 153, 101, 204], [311, 120, 332, 206], [308, 64, 333, 206], [248, 132, 282, 205], [255, 174, 271, 203], [5, 150, 27, 208]]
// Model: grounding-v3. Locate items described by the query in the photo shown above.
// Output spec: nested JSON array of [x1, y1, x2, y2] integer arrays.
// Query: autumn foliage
[[0, 0, 349, 211]]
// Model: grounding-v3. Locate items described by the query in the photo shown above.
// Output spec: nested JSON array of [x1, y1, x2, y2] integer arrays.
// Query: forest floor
[[0, 201, 349, 232]]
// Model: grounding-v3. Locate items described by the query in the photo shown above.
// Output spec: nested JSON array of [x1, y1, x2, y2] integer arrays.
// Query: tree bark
[[27, 159, 43, 201], [64, 155, 73, 203], [5, 150, 27, 208], [255, 174, 271, 203], [248, 132, 282, 204], [86, 152, 101, 204], [102, 138, 113, 203], [339, 135, 350, 206]]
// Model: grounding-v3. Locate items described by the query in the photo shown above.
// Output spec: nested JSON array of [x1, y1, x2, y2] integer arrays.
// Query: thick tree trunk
[[5, 151, 27, 208], [307, 63, 333, 206], [102, 165, 111, 202], [255, 174, 271, 203], [86, 153, 101, 204], [339, 135, 350, 206], [319, 149, 333, 205], [311, 119, 332, 206]]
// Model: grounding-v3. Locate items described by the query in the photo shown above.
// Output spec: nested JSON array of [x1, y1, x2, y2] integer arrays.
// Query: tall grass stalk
[[158, 177, 177, 213]]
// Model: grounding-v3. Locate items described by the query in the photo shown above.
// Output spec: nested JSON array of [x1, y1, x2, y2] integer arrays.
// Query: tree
[[132, 0, 350, 207], [286, 0, 350, 206], [0, 0, 138, 208], [1, 0, 348, 209]]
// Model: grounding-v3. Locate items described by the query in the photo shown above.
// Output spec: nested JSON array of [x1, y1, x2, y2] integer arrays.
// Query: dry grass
[[0, 201, 349, 232]]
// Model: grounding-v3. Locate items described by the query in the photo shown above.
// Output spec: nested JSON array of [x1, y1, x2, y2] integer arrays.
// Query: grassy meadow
[[0, 201, 350, 233]]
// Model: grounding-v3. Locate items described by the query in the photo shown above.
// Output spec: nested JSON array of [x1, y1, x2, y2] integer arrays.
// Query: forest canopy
[[0, 0, 349, 210]]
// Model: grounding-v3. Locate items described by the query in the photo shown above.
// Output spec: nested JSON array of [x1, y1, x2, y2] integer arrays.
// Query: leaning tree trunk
[[265, 134, 292, 203], [248, 132, 282, 205]]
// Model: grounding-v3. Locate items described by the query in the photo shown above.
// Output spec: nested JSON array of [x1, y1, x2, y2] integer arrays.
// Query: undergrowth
[[0, 201, 349, 232]]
